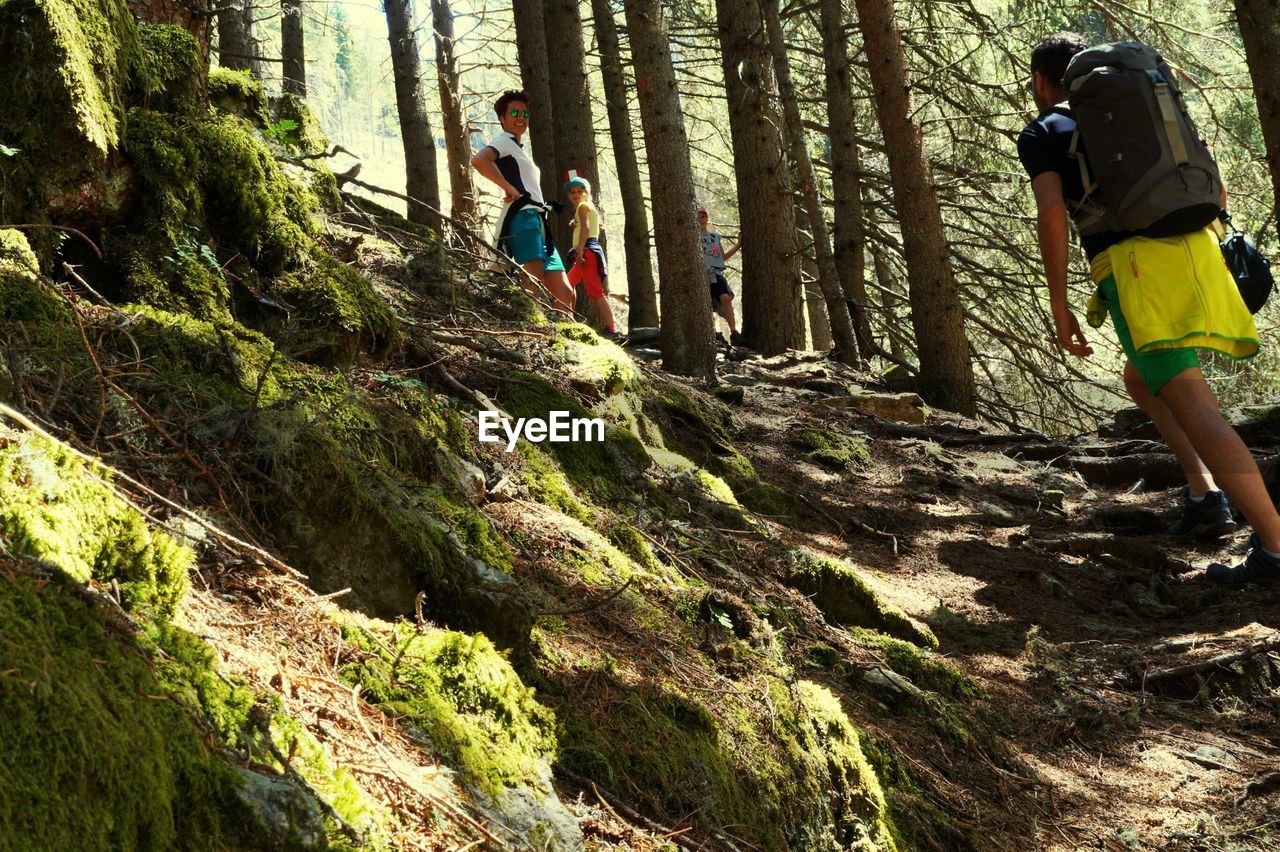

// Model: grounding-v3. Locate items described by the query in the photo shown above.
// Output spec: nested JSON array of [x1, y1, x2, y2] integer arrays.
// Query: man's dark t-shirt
[[1017, 106, 1130, 261]]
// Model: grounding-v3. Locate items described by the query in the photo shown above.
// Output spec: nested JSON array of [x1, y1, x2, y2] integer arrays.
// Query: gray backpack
[[1063, 42, 1221, 237]]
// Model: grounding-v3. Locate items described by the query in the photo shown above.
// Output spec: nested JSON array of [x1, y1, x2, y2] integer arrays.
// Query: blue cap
[[564, 176, 592, 193]]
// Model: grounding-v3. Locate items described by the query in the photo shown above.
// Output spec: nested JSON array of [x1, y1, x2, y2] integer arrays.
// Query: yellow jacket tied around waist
[[1086, 226, 1258, 360]]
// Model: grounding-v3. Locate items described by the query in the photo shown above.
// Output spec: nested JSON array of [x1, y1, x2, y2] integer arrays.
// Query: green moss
[[796, 428, 872, 473], [208, 67, 268, 125], [275, 93, 329, 153], [270, 713, 385, 841], [557, 675, 897, 849], [0, 230, 68, 323], [268, 245, 400, 363], [137, 23, 200, 107], [603, 518, 664, 576], [0, 429, 192, 618], [0, 0, 141, 222], [341, 619, 557, 799], [518, 443, 591, 521], [498, 372, 650, 503], [846, 628, 975, 699], [788, 549, 937, 649], [0, 565, 254, 850], [648, 385, 799, 520]]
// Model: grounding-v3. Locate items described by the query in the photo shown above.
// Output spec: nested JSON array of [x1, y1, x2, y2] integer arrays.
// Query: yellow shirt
[[571, 199, 599, 248], [1086, 226, 1257, 360]]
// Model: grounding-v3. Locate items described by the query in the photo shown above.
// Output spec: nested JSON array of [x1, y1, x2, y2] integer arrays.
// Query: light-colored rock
[[472, 763, 584, 851], [819, 391, 928, 424], [439, 448, 486, 505], [233, 767, 327, 850], [487, 475, 518, 503]]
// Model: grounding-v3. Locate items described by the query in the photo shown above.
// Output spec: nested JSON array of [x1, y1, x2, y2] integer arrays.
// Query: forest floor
[[162, 286, 1280, 850], [664, 348, 1280, 851]]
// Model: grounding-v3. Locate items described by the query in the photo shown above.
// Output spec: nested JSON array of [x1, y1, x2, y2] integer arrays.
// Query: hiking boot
[[729, 331, 745, 346], [1205, 534, 1280, 585], [601, 329, 627, 345], [715, 332, 729, 348], [1168, 488, 1237, 538]]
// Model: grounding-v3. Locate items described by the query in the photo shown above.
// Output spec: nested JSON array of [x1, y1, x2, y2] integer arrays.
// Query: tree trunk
[[872, 245, 906, 359], [795, 207, 833, 349], [851, 0, 975, 414], [512, 0, 559, 206], [713, 0, 804, 355], [591, 0, 658, 329], [384, 0, 441, 230], [281, 0, 306, 96], [819, 0, 874, 362], [762, 0, 859, 365], [216, 1, 253, 73], [543, 0, 604, 327], [431, 0, 476, 228], [624, 0, 716, 376], [1235, 0, 1280, 245]]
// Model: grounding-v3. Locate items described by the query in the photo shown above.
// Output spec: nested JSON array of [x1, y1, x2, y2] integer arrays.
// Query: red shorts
[[567, 246, 606, 300]]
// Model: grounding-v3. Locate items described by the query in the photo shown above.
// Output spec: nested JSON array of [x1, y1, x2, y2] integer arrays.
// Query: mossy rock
[[0, 230, 68, 325], [267, 245, 401, 364], [788, 549, 937, 649], [136, 23, 200, 109], [556, 673, 898, 849], [208, 67, 268, 126], [341, 618, 557, 799], [647, 384, 800, 521], [0, 428, 192, 618], [497, 371, 650, 504], [0, 564, 257, 849], [274, 93, 329, 153], [796, 427, 872, 473], [846, 627, 976, 699]]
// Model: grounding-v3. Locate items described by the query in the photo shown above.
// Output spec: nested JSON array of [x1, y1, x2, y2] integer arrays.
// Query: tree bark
[[819, 0, 874, 362], [543, 0, 604, 323], [1235, 0, 1280, 245], [763, 0, 859, 365], [511, 0, 559, 206], [851, 0, 975, 414], [216, 1, 254, 73], [431, 0, 476, 228], [624, 0, 715, 376], [384, 0, 441, 230], [714, 0, 805, 355], [795, 208, 833, 349], [281, 0, 306, 96], [591, 0, 658, 329]]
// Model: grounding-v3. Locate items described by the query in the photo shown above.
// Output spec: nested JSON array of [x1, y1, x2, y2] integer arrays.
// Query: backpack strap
[[1146, 70, 1189, 166], [1067, 129, 1107, 230]]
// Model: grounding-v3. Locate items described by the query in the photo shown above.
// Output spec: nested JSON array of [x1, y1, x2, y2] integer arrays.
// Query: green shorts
[[1098, 275, 1199, 396]]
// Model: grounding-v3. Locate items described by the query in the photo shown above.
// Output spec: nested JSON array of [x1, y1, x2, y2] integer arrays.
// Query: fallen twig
[[1143, 634, 1280, 684], [6, 223, 102, 259]]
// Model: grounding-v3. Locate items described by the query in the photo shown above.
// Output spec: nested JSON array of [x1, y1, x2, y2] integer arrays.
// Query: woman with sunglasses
[[472, 90, 576, 317]]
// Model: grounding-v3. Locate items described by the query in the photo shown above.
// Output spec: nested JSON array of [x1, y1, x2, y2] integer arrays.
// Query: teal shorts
[[505, 207, 564, 272], [1098, 275, 1199, 396]]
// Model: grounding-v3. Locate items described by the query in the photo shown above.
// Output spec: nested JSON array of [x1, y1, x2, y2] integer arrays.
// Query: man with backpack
[[1019, 32, 1280, 584]]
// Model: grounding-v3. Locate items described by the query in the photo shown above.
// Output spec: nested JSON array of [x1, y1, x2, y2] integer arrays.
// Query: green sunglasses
[[508, 108, 530, 118]]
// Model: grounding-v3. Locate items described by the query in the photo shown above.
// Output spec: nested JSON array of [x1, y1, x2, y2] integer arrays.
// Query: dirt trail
[[710, 352, 1280, 850]]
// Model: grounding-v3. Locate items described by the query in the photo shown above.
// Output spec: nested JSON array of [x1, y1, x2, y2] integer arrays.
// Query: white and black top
[[484, 131, 552, 257], [483, 132, 544, 205]]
